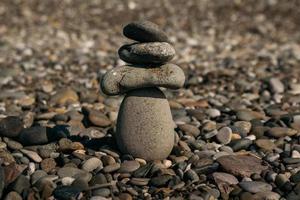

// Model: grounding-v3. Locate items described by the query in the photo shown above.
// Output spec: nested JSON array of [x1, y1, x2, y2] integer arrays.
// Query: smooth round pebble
[[82, 157, 103, 172]]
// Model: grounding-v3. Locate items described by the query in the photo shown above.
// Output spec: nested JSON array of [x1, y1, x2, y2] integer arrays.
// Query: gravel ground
[[0, 0, 300, 199]]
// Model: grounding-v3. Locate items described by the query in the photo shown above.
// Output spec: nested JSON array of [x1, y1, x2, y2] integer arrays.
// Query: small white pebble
[[245, 134, 256, 141], [292, 150, 300, 158], [28, 162, 35, 175], [61, 177, 75, 186], [242, 177, 252, 182], [163, 159, 172, 168]]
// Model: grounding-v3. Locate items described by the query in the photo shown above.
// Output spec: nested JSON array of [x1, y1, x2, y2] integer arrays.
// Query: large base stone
[[116, 87, 174, 160]]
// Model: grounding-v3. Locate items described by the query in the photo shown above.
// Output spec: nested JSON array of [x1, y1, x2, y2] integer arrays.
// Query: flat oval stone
[[81, 157, 103, 172], [239, 181, 272, 193], [101, 64, 185, 95], [18, 126, 51, 146], [118, 160, 140, 173], [116, 87, 174, 160], [123, 21, 169, 42], [118, 42, 175, 64]]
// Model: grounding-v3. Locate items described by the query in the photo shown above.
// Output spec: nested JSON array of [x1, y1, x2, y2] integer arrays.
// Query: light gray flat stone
[[101, 64, 185, 95]]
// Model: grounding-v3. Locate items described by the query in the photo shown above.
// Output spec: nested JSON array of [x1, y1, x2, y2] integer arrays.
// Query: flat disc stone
[[123, 21, 170, 42], [118, 42, 175, 64], [101, 64, 185, 95], [116, 87, 174, 160]]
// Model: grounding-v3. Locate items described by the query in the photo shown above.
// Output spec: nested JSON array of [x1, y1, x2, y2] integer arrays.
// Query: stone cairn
[[101, 21, 185, 160]]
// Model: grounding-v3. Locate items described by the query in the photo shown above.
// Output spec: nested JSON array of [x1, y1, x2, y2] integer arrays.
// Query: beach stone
[[118, 42, 175, 64], [116, 87, 175, 160], [118, 193, 133, 200], [239, 181, 272, 193], [20, 149, 42, 162], [101, 155, 116, 166], [103, 163, 120, 173], [150, 174, 172, 186], [216, 127, 232, 144], [90, 173, 107, 185], [130, 177, 150, 186], [31, 170, 47, 184], [41, 158, 56, 173], [206, 108, 221, 118], [11, 175, 30, 194], [58, 138, 84, 152], [267, 127, 298, 138], [90, 197, 110, 200], [57, 167, 88, 178], [212, 172, 238, 196], [62, 177, 75, 186], [252, 191, 280, 200], [82, 157, 102, 172], [18, 126, 52, 146], [0, 150, 16, 164], [50, 88, 79, 106], [269, 78, 284, 93], [53, 186, 81, 200], [118, 160, 140, 173], [178, 124, 200, 137], [212, 172, 239, 185], [291, 171, 300, 183], [86, 109, 111, 127], [234, 121, 252, 135], [4, 163, 27, 185], [72, 177, 89, 191], [101, 64, 185, 95], [0, 142, 6, 149], [4, 138, 23, 150], [0, 116, 23, 138], [236, 110, 265, 121], [92, 188, 111, 197], [4, 191, 22, 200], [184, 169, 199, 183], [217, 155, 268, 177], [123, 21, 169, 42], [38, 179, 56, 199], [255, 139, 276, 151], [230, 139, 253, 151]]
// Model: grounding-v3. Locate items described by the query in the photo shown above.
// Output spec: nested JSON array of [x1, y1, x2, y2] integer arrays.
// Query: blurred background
[[0, 0, 300, 114]]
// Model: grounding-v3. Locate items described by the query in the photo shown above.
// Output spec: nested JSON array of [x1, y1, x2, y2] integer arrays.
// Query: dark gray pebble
[[18, 126, 50, 146], [123, 21, 169, 42], [118, 42, 175, 64], [92, 188, 111, 197], [53, 186, 81, 200], [150, 175, 172, 187], [0, 116, 23, 138]]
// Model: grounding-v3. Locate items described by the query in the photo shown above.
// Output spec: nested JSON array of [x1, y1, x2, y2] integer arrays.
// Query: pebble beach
[[0, 0, 300, 199]]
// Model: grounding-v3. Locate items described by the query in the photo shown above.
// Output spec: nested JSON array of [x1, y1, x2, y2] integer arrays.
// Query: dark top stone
[[123, 21, 170, 43]]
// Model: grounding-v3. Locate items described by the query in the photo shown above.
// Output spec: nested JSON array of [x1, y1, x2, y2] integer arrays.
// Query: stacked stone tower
[[101, 21, 185, 160]]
